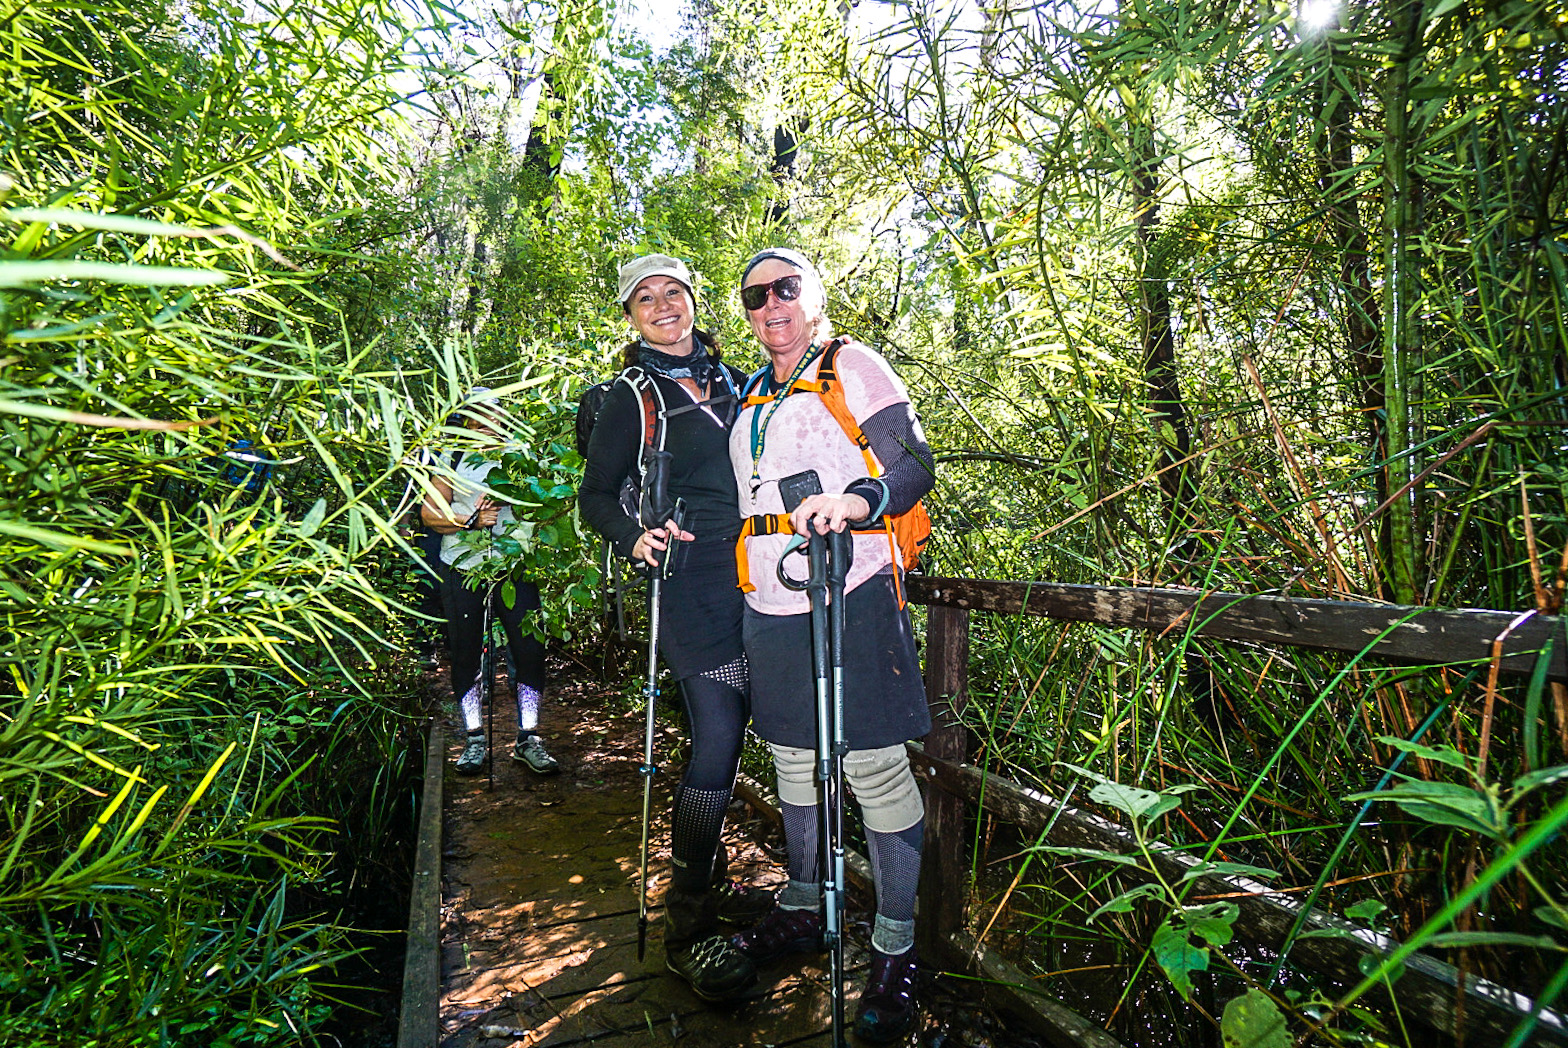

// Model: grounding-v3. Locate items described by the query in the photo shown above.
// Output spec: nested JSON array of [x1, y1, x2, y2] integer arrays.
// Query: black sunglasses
[[741, 274, 803, 311]]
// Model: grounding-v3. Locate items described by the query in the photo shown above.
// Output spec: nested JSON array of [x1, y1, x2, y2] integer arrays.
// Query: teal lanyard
[[748, 345, 821, 496]]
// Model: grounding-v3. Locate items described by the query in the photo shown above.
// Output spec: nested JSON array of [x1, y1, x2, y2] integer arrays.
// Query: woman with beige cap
[[578, 253, 772, 1002]]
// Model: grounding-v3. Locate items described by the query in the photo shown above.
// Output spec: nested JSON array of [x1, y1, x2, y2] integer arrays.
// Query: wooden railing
[[906, 575, 1567, 1047]]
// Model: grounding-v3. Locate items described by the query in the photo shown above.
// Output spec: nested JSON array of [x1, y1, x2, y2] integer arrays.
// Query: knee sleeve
[[769, 744, 819, 808], [844, 745, 923, 834]]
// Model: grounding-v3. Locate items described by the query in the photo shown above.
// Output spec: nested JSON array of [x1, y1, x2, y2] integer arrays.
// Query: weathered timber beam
[[922, 605, 971, 955], [398, 721, 444, 1048], [937, 930, 1128, 1048], [906, 576, 1567, 680], [907, 744, 1568, 1046]]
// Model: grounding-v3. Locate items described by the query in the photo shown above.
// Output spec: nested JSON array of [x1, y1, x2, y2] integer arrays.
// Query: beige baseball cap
[[616, 254, 694, 306]]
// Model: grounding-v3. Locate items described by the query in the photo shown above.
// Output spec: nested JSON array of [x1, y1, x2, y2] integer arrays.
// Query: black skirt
[[652, 537, 746, 680], [744, 573, 930, 750]]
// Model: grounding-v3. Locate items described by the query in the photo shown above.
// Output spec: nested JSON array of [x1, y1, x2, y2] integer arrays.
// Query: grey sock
[[515, 683, 541, 733], [872, 915, 915, 955], [778, 879, 820, 911]]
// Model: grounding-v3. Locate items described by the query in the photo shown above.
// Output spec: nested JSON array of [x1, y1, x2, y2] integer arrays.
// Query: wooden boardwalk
[[400, 574, 1568, 1048], [430, 672, 921, 1048]]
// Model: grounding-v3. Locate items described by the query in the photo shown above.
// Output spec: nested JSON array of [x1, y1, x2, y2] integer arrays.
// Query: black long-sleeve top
[[845, 402, 936, 522], [579, 366, 747, 560]]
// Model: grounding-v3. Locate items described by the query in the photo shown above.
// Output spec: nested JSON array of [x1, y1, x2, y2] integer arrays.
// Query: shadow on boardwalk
[[433, 661, 1049, 1048]]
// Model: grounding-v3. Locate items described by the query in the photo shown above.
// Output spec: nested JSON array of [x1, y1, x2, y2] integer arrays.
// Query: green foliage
[[453, 387, 604, 637], [1043, 765, 1251, 1003], [1221, 988, 1290, 1048], [0, 0, 461, 1039], [8, 0, 1568, 1040]]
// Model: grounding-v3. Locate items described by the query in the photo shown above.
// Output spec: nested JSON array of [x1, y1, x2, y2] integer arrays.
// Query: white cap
[[740, 247, 817, 286], [617, 254, 694, 306]]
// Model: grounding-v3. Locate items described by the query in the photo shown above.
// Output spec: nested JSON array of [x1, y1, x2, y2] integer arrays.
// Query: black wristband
[[843, 478, 888, 525]]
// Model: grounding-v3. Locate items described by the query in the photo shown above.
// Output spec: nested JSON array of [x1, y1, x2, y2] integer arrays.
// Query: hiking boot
[[730, 906, 823, 966], [454, 731, 486, 776], [666, 933, 756, 1002], [712, 878, 776, 925], [664, 887, 756, 1002], [512, 733, 560, 775], [853, 947, 918, 1044]]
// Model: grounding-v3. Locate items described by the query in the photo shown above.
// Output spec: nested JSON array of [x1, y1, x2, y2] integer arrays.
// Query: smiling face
[[743, 258, 821, 374], [625, 276, 696, 354], [467, 404, 507, 440]]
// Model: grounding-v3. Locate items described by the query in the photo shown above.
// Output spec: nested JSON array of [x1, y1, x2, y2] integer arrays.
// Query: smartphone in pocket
[[778, 469, 822, 514]]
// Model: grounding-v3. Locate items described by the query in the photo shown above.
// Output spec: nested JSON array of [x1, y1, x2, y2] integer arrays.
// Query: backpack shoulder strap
[[740, 365, 772, 407], [812, 341, 879, 473], [615, 366, 669, 461]]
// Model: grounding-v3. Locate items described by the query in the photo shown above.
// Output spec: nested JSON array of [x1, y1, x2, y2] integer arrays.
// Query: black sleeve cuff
[[843, 478, 888, 526]]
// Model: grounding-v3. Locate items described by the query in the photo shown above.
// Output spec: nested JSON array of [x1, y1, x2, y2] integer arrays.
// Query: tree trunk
[[520, 69, 563, 212], [1318, 24, 1390, 598], [1381, 0, 1425, 605], [1129, 98, 1198, 551], [768, 118, 804, 224]]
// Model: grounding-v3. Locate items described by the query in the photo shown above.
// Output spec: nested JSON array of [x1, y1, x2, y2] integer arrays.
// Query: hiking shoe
[[666, 933, 757, 1002], [512, 733, 560, 775], [713, 878, 776, 925], [454, 733, 486, 776], [853, 947, 918, 1044], [730, 907, 823, 966]]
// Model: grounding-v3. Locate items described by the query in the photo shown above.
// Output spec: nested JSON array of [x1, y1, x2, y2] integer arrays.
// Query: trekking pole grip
[[825, 528, 853, 586]]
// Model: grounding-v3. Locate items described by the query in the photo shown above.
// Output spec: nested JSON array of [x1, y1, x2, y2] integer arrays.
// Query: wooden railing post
[[918, 604, 970, 958]]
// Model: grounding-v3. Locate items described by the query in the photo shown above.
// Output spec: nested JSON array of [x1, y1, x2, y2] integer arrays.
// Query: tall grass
[[786, 0, 1568, 1041]]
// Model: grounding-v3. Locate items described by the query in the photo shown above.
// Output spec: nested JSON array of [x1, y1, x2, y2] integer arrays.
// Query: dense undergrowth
[[6, 0, 1568, 1043]]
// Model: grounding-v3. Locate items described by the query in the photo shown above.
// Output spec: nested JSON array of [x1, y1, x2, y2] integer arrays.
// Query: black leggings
[[668, 668, 750, 892], [442, 571, 546, 727]]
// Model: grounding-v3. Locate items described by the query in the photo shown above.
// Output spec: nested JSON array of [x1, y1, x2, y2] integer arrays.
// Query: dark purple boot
[[730, 906, 823, 966], [853, 947, 918, 1043]]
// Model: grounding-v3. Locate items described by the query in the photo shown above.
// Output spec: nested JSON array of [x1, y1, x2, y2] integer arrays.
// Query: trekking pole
[[635, 562, 662, 962], [782, 526, 846, 1047], [636, 498, 685, 962], [824, 528, 853, 1047]]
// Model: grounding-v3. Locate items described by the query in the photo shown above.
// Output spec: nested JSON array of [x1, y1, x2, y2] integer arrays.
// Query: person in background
[[422, 389, 559, 777], [578, 254, 772, 1002], [727, 247, 935, 1043], [402, 441, 454, 672]]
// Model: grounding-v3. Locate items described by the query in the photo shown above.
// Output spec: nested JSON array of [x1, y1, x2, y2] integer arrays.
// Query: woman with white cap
[[727, 247, 935, 1043], [422, 389, 559, 777], [578, 253, 772, 1002]]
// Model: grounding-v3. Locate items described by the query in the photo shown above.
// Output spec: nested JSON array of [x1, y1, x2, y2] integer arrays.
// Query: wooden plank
[[938, 929, 1128, 1048], [906, 576, 1568, 680], [908, 746, 1568, 1045], [398, 719, 444, 1048], [920, 605, 971, 954]]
